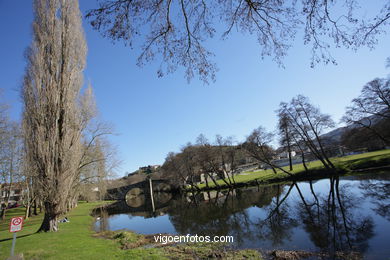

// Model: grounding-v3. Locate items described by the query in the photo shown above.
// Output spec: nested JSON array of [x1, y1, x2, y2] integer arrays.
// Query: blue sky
[[0, 1, 389, 175]]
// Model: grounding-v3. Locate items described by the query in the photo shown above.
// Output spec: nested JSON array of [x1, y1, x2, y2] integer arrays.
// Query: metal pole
[[11, 232, 16, 256], [149, 178, 155, 212]]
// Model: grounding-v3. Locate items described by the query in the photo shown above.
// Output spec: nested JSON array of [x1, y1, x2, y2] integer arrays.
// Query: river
[[94, 172, 390, 259]]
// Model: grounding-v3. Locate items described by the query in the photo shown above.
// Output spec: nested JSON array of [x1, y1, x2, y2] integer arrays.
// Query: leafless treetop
[[86, 0, 390, 83]]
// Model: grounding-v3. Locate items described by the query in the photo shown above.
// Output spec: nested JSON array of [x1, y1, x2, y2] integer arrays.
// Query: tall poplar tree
[[22, 0, 87, 232]]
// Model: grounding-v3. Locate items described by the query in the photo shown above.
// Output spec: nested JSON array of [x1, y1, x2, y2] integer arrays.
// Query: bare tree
[[291, 135, 310, 172], [161, 152, 189, 187], [178, 143, 202, 189], [193, 137, 226, 188], [72, 85, 119, 206], [196, 134, 238, 187], [86, 0, 390, 83], [193, 134, 241, 188], [242, 126, 292, 175], [284, 95, 336, 170], [22, 158, 39, 219], [76, 137, 119, 203], [162, 134, 241, 189], [0, 122, 23, 219], [22, 0, 87, 232], [342, 78, 390, 146], [161, 143, 202, 190], [276, 103, 294, 171], [76, 139, 114, 203], [214, 135, 238, 185]]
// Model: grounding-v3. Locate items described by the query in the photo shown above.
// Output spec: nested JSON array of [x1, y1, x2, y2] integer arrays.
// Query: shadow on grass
[[0, 233, 35, 242]]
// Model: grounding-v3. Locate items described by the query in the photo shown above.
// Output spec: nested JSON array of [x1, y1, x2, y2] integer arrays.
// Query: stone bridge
[[106, 179, 173, 201]]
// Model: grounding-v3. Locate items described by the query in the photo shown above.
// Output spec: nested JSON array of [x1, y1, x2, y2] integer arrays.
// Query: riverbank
[[190, 149, 390, 191], [0, 202, 163, 259], [0, 202, 262, 259]]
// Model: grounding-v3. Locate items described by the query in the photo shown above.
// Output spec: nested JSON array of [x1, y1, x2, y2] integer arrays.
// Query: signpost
[[9, 216, 24, 256]]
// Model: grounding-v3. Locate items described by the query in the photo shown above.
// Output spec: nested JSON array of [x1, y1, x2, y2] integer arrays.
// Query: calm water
[[94, 172, 390, 259]]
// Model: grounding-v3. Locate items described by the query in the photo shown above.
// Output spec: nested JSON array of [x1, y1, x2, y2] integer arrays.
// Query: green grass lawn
[[0, 207, 44, 240], [0, 203, 262, 260], [195, 149, 390, 189], [0, 202, 166, 260]]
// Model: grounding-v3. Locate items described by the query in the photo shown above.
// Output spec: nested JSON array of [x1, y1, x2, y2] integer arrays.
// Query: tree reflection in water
[[359, 178, 390, 221], [175, 177, 376, 256], [255, 184, 298, 246], [95, 174, 390, 257], [260, 178, 375, 257], [168, 185, 282, 247]]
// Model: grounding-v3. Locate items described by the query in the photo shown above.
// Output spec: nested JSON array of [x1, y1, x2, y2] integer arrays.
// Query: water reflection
[[256, 184, 298, 247], [294, 178, 374, 256], [94, 172, 390, 258], [359, 177, 390, 222]]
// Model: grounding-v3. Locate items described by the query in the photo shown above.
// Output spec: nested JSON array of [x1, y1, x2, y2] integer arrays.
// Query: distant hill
[[321, 126, 350, 145], [321, 113, 388, 146]]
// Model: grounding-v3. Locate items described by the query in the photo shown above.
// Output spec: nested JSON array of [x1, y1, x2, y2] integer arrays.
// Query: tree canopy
[[86, 0, 390, 83]]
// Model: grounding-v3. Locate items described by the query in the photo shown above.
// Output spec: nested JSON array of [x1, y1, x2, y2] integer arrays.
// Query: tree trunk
[[230, 171, 236, 184], [2, 183, 13, 220], [224, 170, 233, 186], [66, 200, 71, 212], [28, 204, 33, 217], [302, 152, 308, 172], [24, 182, 31, 220], [0, 207, 6, 220], [37, 203, 59, 232], [25, 204, 30, 220], [33, 199, 38, 215], [286, 130, 293, 171]]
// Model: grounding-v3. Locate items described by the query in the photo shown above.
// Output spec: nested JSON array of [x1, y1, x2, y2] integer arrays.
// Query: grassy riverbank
[[194, 149, 390, 190], [0, 202, 165, 259], [0, 203, 261, 260]]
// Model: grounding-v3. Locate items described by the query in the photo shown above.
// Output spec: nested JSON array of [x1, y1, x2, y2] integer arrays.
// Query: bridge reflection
[[94, 192, 173, 223]]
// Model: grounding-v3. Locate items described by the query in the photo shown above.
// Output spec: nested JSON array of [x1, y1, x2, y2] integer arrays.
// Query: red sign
[[9, 216, 24, 233]]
